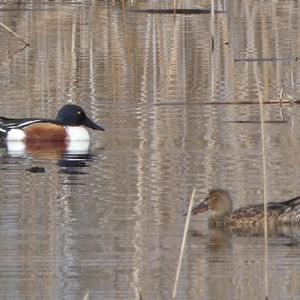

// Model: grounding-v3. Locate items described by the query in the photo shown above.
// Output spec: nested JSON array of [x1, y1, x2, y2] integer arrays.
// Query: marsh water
[[1, 0, 300, 299]]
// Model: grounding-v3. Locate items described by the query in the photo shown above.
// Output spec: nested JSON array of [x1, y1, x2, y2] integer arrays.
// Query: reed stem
[[172, 188, 196, 299], [258, 80, 269, 300], [211, 0, 215, 51], [0, 22, 29, 47]]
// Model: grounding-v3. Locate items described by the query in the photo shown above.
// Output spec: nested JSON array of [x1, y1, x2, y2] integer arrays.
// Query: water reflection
[[58, 152, 94, 176], [6, 140, 90, 159], [189, 224, 300, 299], [2, 139, 94, 177]]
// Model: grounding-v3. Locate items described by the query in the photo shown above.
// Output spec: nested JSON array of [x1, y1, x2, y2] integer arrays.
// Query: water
[[0, 0, 300, 299]]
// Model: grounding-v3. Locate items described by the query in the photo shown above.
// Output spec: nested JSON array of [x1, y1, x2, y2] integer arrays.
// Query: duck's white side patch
[[7, 129, 26, 141], [66, 126, 90, 141]]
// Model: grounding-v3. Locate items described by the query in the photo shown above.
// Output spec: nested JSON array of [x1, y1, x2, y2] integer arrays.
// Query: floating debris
[[26, 166, 46, 173], [234, 57, 299, 62], [129, 8, 226, 15]]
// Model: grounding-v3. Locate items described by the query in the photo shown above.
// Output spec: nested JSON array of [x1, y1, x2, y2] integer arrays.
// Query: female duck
[[192, 189, 300, 230]]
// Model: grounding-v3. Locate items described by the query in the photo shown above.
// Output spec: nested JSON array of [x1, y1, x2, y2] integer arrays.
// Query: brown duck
[[192, 189, 300, 231]]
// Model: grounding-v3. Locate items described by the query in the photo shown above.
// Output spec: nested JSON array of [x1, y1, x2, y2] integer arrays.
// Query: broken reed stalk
[[279, 88, 285, 121], [154, 100, 296, 106], [172, 188, 196, 299], [0, 22, 29, 47], [121, 0, 125, 11], [83, 291, 89, 300], [173, 0, 176, 15], [258, 90, 269, 300], [211, 0, 215, 51]]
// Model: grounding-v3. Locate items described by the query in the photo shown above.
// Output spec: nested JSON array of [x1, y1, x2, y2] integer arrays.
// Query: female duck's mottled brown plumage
[[192, 189, 300, 230]]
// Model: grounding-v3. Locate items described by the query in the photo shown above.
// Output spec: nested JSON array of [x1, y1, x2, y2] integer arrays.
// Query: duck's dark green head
[[56, 104, 104, 130]]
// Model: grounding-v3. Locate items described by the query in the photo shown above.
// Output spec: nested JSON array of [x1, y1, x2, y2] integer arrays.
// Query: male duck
[[0, 104, 104, 141], [192, 189, 300, 230]]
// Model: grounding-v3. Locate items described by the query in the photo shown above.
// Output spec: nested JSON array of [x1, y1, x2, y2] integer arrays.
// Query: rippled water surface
[[1, 0, 300, 299]]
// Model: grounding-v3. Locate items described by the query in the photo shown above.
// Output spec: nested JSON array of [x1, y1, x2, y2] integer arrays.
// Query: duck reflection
[[4, 139, 93, 175], [6, 139, 90, 158], [57, 152, 93, 175], [190, 228, 233, 252]]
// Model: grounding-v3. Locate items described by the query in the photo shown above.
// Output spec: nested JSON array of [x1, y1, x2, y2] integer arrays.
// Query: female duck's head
[[192, 190, 233, 216]]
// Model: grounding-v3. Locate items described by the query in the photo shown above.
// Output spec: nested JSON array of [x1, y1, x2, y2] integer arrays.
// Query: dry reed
[[0, 22, 29, 47], [258, 73, 269, 300], [172, 188, 196, 299]]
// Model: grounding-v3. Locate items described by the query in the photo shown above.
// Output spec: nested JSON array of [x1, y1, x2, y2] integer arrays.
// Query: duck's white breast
[[66, 126, 90, 141]]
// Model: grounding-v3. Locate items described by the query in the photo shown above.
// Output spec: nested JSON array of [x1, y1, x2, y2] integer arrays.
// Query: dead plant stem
[[172, 188, 196, 299], [0, 22, 29, 47]]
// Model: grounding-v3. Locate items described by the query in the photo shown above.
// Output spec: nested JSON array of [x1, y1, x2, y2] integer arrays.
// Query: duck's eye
[[77, 111, 81, 115]]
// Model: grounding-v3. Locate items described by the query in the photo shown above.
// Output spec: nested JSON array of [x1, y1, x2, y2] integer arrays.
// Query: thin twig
[[0, 22, 29, 47], [279, 88, 285, 121], [172, 188, 196, 299], [154, 100, 297, 106], [291, 71, 294, 90], [211, 0, 215, 52]]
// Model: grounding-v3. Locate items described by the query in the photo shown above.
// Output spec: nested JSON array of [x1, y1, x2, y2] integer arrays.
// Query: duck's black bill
[[191, 202, 208, 215], [84, 117, 105, 131]]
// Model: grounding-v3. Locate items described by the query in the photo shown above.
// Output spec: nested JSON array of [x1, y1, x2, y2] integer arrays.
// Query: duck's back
[[225, 196, 300, 228]]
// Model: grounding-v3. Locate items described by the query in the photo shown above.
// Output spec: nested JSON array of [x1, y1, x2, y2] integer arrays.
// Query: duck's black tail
[[282, 195, 300, 208]]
